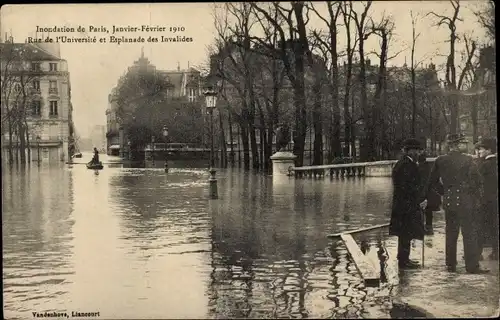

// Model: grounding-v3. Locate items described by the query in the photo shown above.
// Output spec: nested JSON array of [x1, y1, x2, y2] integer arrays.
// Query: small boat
[[86, 162, 104, 170]]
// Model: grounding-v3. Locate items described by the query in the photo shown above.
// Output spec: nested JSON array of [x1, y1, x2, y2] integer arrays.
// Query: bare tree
[[249, 2, 313, 167], [427, 0, 463, 134], [370, 15, 396, 159], [310, 1, 343, 163], [348, 0, 375, 161], [1, 42, 41, 165]]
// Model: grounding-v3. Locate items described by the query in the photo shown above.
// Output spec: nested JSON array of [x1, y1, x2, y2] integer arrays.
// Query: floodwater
[[3, 154, 395, 319]]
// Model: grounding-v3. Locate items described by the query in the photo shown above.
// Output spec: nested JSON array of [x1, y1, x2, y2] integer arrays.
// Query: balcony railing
[[49, 88, 58, 94]]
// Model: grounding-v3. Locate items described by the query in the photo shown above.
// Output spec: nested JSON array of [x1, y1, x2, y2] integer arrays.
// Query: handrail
[[290, 157, 437, 171]]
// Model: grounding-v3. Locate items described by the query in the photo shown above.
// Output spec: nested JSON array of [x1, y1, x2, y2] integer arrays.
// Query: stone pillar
[[270, 151, 296, 178], [365, 164, 394, 177]]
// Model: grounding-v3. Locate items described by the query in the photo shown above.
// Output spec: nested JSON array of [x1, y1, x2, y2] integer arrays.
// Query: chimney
[[177, 61, 180, 71]]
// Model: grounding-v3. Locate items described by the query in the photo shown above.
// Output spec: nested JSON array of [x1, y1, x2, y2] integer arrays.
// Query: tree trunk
[[312, 72, 323, 165], [471, 96, 478, 143], [240, 122, 250, 170], [265, 125, 274, 171], [218, 110, 227, 168], [292, 55, 307, 167], [18, 122, 26, 164], [228, 111, 235, 164], [8, 117, 14, 165]]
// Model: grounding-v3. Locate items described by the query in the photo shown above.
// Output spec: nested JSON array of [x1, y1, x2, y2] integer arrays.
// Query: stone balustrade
[[284, 158, 437, 178]]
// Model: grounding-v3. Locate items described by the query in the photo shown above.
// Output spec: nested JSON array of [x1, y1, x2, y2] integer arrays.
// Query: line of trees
[[114, 68, 205, 155], [206, 1, 496, 170]]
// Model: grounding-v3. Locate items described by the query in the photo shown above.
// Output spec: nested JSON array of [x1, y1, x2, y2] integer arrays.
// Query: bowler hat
[[446, 133, 468, 144], [476, 137, 497, 152], [402, 138, 423, 150]]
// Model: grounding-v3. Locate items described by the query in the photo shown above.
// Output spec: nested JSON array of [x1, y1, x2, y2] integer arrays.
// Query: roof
[[0, 42, 61, 61]]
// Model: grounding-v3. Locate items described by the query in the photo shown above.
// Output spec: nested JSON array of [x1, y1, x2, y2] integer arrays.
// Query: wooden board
[[328, 223, 390, 238], [340, 233, 380, 287]]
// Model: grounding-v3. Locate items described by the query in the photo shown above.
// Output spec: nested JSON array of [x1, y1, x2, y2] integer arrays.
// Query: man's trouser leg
[[445, 210, 460, 268], [477, 204, 487, 254], [397, 234, 411, 264], [425, 207, 433, 227], [459, 210, 481, 272], [488, 203, 499, 258]]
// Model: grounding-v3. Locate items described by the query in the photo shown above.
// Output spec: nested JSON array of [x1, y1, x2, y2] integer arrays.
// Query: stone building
[[106, 50, 202, 156], [1, 38, 74, 163]]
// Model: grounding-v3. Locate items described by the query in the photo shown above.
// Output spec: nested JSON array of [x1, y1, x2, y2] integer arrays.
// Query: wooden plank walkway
[[340, 233, 381, 287], [328, 223, 390, 238]]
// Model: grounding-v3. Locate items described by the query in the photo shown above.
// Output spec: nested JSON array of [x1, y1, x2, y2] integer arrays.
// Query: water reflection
[[2, 164, 74, 317], [207, 171, 394, 318], [3, 164, 395, 319]]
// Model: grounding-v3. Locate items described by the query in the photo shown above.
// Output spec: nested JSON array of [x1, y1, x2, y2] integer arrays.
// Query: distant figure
[[90, 147, 100, 165], [275, 124, 290, 152]]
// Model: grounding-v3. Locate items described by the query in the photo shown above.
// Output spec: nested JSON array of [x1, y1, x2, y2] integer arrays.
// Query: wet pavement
[[383, 211, 500, 318], [2, 154, 499, 319]]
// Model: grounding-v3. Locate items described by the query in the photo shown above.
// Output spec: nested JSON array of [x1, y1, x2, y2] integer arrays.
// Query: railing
[[290, 158, 437, 178], [49, 88, 58, 94]]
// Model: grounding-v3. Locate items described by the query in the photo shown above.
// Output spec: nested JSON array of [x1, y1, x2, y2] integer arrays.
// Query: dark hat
[[402, 138, 423, 150], [446, 133, 468, 144], [476, 137, 497, 152]]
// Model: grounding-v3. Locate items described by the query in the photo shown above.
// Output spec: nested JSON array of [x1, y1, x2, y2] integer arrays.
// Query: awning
[[109, 145, 120, 150]]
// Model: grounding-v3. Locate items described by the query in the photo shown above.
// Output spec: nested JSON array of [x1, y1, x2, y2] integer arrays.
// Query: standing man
[[418, 152, 443, 235], [427, 133, 488, 274], [390, 138, 426, 269], [476, 137, 498, 260]]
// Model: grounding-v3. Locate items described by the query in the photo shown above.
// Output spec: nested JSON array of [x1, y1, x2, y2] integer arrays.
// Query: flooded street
[[3, 155, 395, 319]]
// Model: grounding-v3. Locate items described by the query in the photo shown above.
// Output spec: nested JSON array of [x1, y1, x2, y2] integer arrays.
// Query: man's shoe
[[399, 261, 420, 269], [466, 268, 490, 274]]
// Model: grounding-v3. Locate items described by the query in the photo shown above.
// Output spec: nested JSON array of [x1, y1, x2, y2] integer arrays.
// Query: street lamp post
[[36, 135, 41, 166], [127, 140, 131, 160], [163, 125, 169, 173], [203, 86, 218, 199], [151, 135, 155, 167]]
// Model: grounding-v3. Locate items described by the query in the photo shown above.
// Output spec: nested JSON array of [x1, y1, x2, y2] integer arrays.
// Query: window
[[49, 101, 58, 116], [32, 101, 41, 116], [33, 80, 40, 91], [31, 63, 41, 71], [49, 80, 58, 94], [49, 63, 58, 71], [188, 88, 197, 102]]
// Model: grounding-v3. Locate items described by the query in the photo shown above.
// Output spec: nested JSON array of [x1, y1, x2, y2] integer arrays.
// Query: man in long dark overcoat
[[426, 133, 488, 274], [390, 138, 426, 269], [476, 137, 499, 260], [418, 152, 444, 235]]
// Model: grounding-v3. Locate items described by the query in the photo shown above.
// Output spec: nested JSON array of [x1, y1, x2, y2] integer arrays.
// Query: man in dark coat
[[418, 152, 444, 235], [390, 138, 426, 269], [426, 133, 488, 274], [476, 137, 498, 260]]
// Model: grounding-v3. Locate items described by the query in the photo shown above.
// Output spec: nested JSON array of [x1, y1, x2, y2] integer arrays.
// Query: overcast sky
[[1, 2, 485, 137]]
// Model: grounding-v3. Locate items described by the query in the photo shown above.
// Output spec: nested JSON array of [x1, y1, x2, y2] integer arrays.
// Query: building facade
[[1, 39, 74, 163], [89, 124, 106, 151], [106, 51, 203, 156]]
